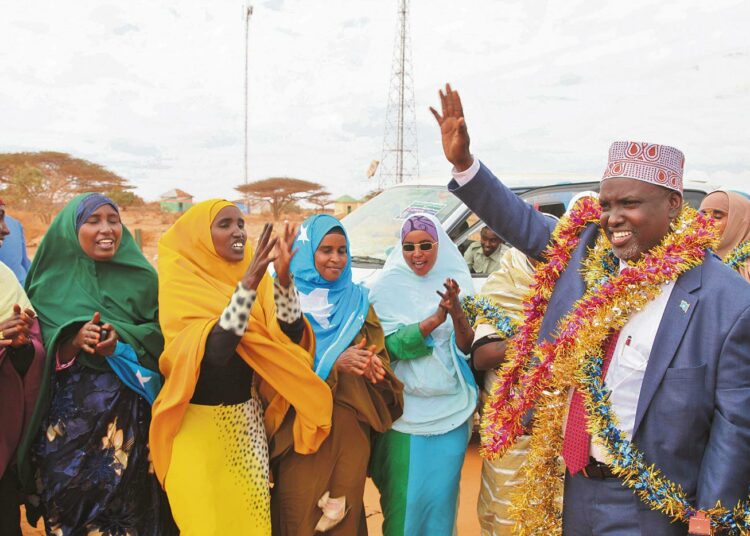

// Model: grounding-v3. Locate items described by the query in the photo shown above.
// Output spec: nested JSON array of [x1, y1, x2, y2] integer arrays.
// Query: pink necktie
[[562, 330, 621, 474]]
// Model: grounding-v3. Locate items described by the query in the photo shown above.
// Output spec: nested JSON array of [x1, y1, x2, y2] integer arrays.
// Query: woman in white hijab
[[369, 213, 478, 536]]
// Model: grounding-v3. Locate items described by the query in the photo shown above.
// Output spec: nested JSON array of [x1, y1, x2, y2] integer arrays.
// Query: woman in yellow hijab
[[150, 200, 332, 536]]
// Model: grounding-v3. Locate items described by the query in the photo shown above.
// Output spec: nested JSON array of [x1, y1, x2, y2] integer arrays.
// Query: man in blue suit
[[431, 85, 750, 534]]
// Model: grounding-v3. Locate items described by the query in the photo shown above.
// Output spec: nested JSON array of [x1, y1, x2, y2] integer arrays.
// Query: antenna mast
[[243, 4, 253, 212], [378, 0, 419, 187]]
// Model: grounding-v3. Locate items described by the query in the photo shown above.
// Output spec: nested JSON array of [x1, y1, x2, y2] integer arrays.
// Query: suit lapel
[[540, 225, 599, 342], [632, 264, 702, 436]]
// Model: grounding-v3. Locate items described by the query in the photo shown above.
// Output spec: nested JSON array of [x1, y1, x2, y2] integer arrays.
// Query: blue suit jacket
[[451, 162, 750, 534]]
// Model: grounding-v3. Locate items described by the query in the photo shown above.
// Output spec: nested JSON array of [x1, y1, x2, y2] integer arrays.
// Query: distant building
[[160, 188, 194, 213], [334, 195, 363, 216]]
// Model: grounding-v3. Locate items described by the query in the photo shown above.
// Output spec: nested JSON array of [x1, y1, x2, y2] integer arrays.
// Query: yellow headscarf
[[0, 262, 32, 318], [149, 199, 332, 485]]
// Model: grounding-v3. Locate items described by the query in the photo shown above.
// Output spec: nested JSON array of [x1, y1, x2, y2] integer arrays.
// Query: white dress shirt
[[451, 160, 675, 462], [452, 158, 481, 186], [591, 266, 674, 461]]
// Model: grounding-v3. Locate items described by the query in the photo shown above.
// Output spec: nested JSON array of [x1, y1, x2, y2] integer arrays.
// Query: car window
[[447, 212, 509, 277], [683, 189, 705, 209], [342, 186, 463, 266], [450, 213, 481, 254], [520, 183, 600, 216], [451, 184, 600, 276]]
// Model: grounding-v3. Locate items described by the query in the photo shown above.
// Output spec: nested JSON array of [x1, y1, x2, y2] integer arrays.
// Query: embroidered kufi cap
[[601, 141, 684, 194]]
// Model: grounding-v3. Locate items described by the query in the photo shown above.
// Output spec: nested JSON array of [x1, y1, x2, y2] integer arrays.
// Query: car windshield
[[342, 185, 462, 265]]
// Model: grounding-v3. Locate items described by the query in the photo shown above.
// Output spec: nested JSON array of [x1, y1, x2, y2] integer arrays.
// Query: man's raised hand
[[429, 83, 473, 172]]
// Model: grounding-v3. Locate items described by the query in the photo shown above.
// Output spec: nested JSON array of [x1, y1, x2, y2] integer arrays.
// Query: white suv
[[343, 177, 719, 292]]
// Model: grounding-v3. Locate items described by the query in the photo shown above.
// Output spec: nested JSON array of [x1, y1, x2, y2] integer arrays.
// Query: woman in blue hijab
[[369, 213, 478, 536], [270, 214, 403, 535]]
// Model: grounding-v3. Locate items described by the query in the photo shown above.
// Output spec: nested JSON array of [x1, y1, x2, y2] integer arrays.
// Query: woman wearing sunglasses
[[369, 213, 478, 536]]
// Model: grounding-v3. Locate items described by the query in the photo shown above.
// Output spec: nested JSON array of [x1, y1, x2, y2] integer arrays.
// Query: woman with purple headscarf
[[369, 213, 478, 536]]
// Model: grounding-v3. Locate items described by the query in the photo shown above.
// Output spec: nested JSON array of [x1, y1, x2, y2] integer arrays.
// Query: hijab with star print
[[290, 214, 370, 380]]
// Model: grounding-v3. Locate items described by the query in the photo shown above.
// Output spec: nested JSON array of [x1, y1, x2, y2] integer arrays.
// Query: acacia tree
[[307, 190, 333, 212], [0, 152, 134, 222], [235, 177, 326, 220], [107, 190, 145, 210]]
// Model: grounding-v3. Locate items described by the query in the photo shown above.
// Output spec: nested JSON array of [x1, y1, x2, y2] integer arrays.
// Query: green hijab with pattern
[[17, 193, 163, 488]]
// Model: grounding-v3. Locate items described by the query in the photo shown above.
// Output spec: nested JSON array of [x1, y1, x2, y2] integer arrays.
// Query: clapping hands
[[437, 278, 464, 320], [336, 337, 387, 384], [73, 311, 118, 356], [0, 304, 36, 348], [241, 222, 299, 290]]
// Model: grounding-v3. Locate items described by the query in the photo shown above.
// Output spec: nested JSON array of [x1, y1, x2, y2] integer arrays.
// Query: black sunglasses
[[402, 241, 437, 252]]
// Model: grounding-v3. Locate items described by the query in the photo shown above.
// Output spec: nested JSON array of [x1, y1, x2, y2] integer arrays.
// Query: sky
[[1, 0, 748, 202]]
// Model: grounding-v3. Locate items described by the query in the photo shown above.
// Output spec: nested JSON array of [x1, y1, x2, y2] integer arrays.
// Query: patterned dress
[[165, 390, 271, 535], [159, 278, 307, 535], [34, 363, 175, 536]]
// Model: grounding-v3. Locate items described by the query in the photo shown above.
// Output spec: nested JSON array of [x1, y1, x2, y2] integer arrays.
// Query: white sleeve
[[451, 158, 481, 186]]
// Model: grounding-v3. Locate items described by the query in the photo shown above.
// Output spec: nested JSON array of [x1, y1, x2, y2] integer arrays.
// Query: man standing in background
[[464, 226, 506, 274]]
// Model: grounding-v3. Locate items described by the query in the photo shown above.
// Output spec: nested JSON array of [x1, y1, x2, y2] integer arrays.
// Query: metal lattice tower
[[378, 0, 419, 187]]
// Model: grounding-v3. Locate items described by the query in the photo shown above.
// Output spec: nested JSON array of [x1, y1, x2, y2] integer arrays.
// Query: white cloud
[[1, 0, 748, 201]]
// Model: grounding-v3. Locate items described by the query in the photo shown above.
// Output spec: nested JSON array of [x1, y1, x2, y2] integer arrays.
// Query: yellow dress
[[151, 200, 333, 535], [165, 392, 270, 535]]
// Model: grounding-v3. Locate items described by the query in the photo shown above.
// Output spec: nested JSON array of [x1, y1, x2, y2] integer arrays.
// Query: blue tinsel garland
[[461, 295, 517, 341]]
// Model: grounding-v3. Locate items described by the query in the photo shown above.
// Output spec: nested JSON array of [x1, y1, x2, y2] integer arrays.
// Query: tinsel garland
[[479, 196, 602, 460], [725, 240, 750, 273], [461, 295, 517, 340], [479, 197, 749, 534], [579, 353, 750, 534], [573, 227, 750, 533]]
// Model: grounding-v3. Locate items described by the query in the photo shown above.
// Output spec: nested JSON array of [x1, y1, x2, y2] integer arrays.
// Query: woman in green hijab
[[19, 194, 176, 535]]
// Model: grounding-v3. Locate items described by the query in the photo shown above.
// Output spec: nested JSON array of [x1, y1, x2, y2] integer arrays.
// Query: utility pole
[[243, 4, 254, 213], [378, 0, 419, 188]]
